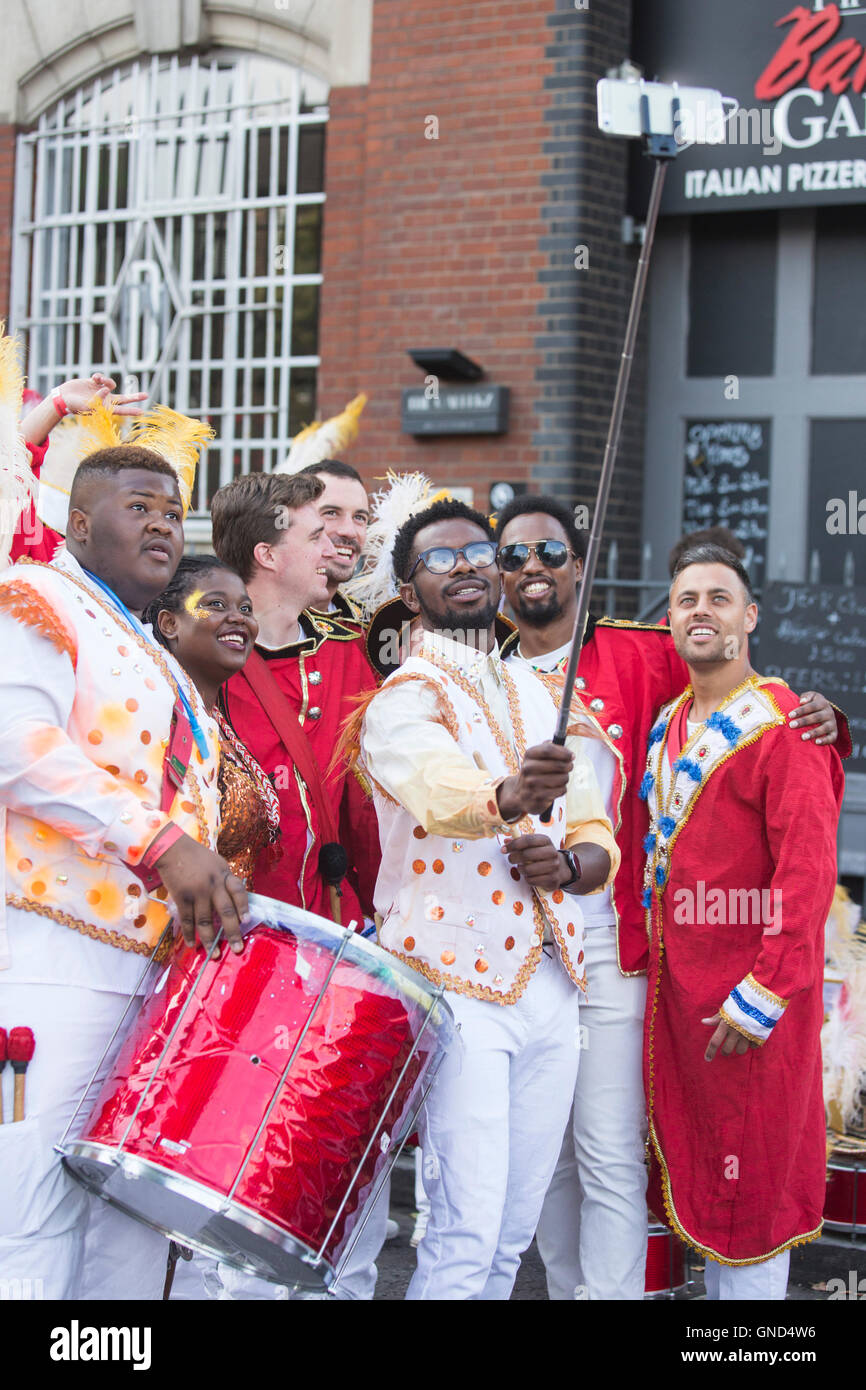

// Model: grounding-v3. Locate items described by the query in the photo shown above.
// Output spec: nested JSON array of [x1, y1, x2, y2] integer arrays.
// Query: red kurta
[[221, 612, 381, 926], [642, 676, 844, 1264]]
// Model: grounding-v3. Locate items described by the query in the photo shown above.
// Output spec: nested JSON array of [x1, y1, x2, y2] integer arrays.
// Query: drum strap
[[239, 651, 341, 846]]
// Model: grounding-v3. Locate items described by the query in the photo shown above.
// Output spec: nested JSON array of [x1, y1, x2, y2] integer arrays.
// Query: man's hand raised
[[153, 834, 249, 954], [497, 741, 573, 822]]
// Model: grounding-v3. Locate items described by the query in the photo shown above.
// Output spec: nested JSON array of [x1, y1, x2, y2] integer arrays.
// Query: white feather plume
[[823, 960, 866, 1133], [343, 470, 452, 620], [823, 885, 866, 1134]]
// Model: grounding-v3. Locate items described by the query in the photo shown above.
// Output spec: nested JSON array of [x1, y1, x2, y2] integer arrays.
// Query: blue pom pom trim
[[643, 832, 656, 852], [641, 887, 652, 909], [648, 722, 665, 746], [658, 815, 676, 838], [705, 710, 741, 747], [673, 756, 702, 783], [655, 864, 667, 887], [639, 771, 654, 801]]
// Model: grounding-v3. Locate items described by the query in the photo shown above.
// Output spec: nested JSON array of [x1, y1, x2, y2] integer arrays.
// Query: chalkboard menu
[[683, 420, 771, 591], [758, 582, 866, 777]]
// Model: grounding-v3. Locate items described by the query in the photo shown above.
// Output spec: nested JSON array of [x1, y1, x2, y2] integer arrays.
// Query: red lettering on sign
[[811, 37, 862, 92], [755, 5, 842, 101]]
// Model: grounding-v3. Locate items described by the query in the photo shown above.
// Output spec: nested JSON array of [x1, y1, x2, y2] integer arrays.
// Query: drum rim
[[243, 892, 456, 1037], [60, 1138, 338, 1289]]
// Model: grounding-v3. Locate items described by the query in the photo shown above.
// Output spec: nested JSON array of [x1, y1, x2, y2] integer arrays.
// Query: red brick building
[[319, 0, 643, 571]]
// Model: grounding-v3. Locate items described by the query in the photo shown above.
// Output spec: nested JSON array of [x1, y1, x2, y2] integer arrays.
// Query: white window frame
[[11, 52, 328, 514]]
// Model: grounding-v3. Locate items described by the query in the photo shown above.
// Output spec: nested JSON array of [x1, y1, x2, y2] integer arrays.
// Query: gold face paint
[[183, 589, 205, 618]]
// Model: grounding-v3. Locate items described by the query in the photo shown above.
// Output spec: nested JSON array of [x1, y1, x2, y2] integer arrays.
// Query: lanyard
[[80, 567, 211, 761]]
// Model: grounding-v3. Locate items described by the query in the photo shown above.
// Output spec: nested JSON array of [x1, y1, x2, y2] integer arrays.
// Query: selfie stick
[[541, 81, 682, 821]]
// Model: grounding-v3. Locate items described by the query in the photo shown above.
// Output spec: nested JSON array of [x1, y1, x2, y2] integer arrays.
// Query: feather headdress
[[39, 401, 212, 531], [343, 470, 453, 620], [38, 400, 122, 533], [0, 324, 34, 570], [276, 393, 367, 475], [127, 406, 214, 515]]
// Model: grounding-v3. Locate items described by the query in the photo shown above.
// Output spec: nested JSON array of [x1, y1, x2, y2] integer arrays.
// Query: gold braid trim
[[597, 616, 672, 634], [386, 898, 548, 1006], [0, 581, 77, 666], [7, 893, 172, 961], [336, 671, 462, 780], [718, 1004, 766, 1047], [743, 971, 790, 1012], [534, 672, 607, 743]]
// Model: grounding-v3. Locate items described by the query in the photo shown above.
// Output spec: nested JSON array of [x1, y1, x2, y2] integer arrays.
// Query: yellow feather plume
[[70, 399, 125, 453], [0, 322, 24, 408], [277, 393, 368, 475], [0, 323, 33, 569], [128, 406, 214, 516]]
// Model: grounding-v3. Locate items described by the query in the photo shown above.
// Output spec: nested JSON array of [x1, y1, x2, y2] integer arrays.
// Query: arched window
[[12, 53, 327, 511]]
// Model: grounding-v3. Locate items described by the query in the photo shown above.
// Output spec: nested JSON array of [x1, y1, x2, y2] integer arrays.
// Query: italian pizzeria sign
[[634, 1, 866, 211]]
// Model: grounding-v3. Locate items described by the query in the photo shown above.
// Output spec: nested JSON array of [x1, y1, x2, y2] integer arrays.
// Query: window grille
[[12, 53, 328, 511]]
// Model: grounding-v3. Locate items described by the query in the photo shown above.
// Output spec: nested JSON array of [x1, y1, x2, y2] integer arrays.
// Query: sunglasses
[[497, 539, 576, 572], [407, 541, 498, 579]]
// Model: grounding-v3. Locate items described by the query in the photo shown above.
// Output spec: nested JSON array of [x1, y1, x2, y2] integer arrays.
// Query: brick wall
[[318, 0, 559, 505], [318, 0, 646, 596]]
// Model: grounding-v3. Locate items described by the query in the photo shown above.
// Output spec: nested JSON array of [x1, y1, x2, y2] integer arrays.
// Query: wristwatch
[[560, 849, 582, 888]]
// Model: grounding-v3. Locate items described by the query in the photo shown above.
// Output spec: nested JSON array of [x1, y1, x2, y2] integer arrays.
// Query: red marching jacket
[[220, 611, 381, 927]]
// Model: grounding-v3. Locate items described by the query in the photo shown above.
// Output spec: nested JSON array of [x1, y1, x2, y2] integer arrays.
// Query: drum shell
[[824, 1155, 866, 1233], [65, 903, 453, 1281]]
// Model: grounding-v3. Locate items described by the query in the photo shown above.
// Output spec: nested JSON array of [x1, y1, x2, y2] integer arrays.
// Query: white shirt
[[513, 639, 617, 930]]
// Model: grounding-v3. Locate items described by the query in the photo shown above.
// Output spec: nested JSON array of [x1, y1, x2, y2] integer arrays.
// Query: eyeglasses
[[407, 541, 498, 579], [497, 539, 576, 572]]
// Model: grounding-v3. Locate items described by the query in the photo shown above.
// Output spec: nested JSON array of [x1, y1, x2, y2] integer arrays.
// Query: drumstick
[[8, 1027, 35, 1123], [0, 1028, 6, 1124]]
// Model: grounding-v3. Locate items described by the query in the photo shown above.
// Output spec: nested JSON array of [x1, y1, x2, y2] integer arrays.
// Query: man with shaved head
[[0, 444, 248, 1299]]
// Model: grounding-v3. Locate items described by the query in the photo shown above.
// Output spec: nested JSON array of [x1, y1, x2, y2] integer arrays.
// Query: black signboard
[[633, 1, 866, 213], [682, 420, 771, 590], [402, 385, 509, 436], [758, 581, 866, 774]]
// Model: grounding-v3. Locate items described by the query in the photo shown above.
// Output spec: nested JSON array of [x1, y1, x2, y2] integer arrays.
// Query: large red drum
[[59, 896, 454, 1290], [824, 1149, 866, 1234]]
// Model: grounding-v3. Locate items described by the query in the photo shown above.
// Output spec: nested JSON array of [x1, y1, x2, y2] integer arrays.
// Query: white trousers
[[169, 1175, 391, 1301], [408, 950, 581, 1301], [535, 927, 649, 1300], [0, 981, 168, 1301], [704, 1250, 790, 1300]]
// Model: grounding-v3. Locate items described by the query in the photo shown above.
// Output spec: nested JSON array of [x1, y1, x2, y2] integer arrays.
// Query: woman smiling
[[144, 554, 280, 886]]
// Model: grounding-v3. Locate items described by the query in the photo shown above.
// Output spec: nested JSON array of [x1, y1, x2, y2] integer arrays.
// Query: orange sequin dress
[[215, 710, 281, 887]]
